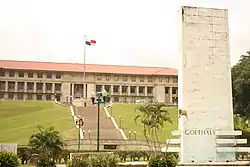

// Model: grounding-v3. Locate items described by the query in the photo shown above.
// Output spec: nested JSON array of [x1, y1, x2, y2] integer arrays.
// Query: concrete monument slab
[[162, 6, 250, 165]]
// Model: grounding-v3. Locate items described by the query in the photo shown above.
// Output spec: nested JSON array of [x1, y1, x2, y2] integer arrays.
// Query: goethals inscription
[[184, 129, 215, 135]]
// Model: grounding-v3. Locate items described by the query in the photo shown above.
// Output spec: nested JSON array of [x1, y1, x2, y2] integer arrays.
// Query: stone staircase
[[74, 105, 123, 140]]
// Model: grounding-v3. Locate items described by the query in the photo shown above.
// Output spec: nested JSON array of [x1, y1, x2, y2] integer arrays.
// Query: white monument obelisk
[[178, 6, 248, 163]]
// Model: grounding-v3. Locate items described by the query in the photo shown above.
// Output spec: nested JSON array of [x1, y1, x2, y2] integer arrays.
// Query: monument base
[[178, 161, 250, 166]]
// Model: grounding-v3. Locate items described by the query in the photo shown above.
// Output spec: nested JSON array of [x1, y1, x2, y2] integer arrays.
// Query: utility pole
[[96, 96, 101, 152]]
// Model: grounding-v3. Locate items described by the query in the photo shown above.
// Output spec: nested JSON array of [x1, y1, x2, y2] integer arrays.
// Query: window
[[130, 86, 136, 94], [36, 83, 43, 91], [148, 76, 153, 82], [114, 97, 119, 102], [37, 72, 43, 78], [104, 85, 110, 92], [105, 75, 110, 81], [140, 76, 144, 82], [46, 95, 52, 100], [17, 94, 23, 100], [0, 93, 4, 99], [172, 87, 177, 94], [122, 86, 127, 93], [27, 94, 33, 100], [173, 77, 178, 83], [165, 77, 170, 83], [46, 83, 52, 91], [114, 76, 119, 81], [36, 95, 42, 100], [158, 77, 162, 82], [123, 76, 128, 81], [19, 72, 24, 77], [147, 87, 153, 94], [97, 74, 102, 80], [0, 70, 5, 77], [8, 93, 14, 100], [165, 87, 169, 94], [27, 83, 34, 91], [55, 83, 61, 91], [139, 87, 144, 94], [17, 82, 24, 90], [8, 82, 15, 90], [96, 85, 102, 92], [56, 73, 61, 79], [46, 72, 52, 79], [131, 76, 136, 82], [28, 72, 33, 78], [113, 85, 119, 93], [9, 71, 15, 77]]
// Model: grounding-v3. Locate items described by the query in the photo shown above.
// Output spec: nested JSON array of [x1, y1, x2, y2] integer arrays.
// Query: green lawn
[[0, 100, 77, 145], [108, 104, 178, 142]]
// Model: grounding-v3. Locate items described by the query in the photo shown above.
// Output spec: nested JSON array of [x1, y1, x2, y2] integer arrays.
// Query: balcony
[[8, 88, 15, 92], [147, 93, 153, 97], [46, 89, 52, 93], [139, 93, 145, 96], [55, 89, 61, 93], [36, 89, 43, 93], [17, 88, 24, 92], [27, 89, 34, 93], [112, 92, 119, 95]]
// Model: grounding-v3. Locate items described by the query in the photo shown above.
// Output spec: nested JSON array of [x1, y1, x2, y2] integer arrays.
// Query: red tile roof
[[0, 60, 177, 76]]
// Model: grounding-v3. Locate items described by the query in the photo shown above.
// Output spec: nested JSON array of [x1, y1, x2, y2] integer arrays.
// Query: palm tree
[[134, 104, 152, 150], [29, 125, 64, 164], [134, 103, 172, 151]]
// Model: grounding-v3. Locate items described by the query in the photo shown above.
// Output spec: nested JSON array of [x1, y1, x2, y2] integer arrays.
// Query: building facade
[[0, 60, 178, 104]]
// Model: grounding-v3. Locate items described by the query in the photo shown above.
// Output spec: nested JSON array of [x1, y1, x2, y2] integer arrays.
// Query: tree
[[134, 103, 172, 151], [232, 51, 250, 116], [29, 125, 64, 166]]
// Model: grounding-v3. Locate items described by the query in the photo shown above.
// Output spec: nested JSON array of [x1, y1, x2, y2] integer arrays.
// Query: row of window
[[0, 70, 61, 79], [96, 74, 178, 83], [0, 93, 57, 100]]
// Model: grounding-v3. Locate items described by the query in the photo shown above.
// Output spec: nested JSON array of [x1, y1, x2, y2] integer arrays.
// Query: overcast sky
[[0, 0, 249, 68]]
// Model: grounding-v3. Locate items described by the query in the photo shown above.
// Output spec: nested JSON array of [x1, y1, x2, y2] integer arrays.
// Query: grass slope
[[108, 104, 178, 142], [0, 100, 76, 145]]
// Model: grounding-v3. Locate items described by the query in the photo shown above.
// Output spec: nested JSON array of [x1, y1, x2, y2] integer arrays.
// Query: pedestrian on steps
[[90, 90, 96, 105], [102, 89, 108, 105]]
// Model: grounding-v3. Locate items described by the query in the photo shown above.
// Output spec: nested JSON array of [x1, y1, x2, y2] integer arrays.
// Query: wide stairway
[[74, 105, 123, 140]]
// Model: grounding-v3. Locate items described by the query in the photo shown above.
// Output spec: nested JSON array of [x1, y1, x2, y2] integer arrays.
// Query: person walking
[[102, 88, 108, 105], [90, 90, 96, 105]]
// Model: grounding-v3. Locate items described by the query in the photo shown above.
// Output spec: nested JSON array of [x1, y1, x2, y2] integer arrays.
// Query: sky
[[0, 0, 249, 69]]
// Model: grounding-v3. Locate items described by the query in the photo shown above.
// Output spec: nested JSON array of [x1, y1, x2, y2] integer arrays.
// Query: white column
[[170, 87, 173, 104], [24, 82, 27, 92], [111, 85, 113, 95], [34, 83, 36, 93], [119, 85, 122, 95], [43, 83, 46, 93], [14, 82, 17, 92], [5, 81, 8, 91], [52, 83, 55, 93], [72, 83, 74, 99], [136, 86, 139, 95], [128, 86, 130, 95], [145, 86, 147, 96]]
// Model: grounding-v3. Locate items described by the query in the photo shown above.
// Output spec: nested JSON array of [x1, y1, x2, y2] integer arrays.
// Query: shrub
[[149, 153, 177, 167], [90, 154, 117, 167], [36, 152, 56, 167], [17, 146, 32, 164], [67, 158, 89, 167], [0, 151, 20, 167], [68, 153, 118, 167]]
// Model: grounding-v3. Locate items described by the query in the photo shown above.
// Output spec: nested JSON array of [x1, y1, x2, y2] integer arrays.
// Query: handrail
[[64, 139, 166, 147]]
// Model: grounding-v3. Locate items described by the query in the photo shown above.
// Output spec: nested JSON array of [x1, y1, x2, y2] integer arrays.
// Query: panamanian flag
[[85, 39, 96, 46]]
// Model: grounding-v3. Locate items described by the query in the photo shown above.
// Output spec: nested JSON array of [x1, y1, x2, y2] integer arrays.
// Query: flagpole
[[83, 34, 87, 107]]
